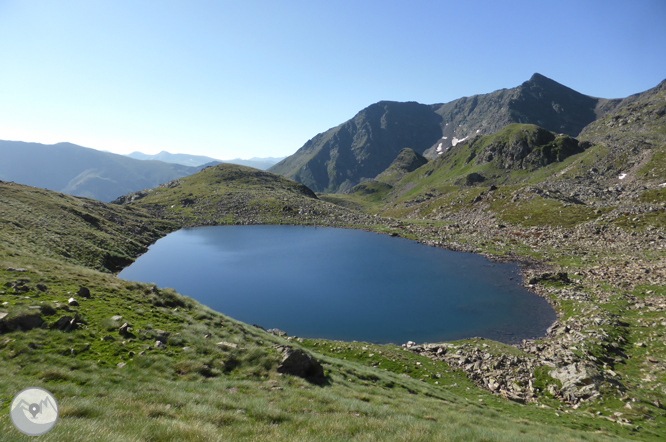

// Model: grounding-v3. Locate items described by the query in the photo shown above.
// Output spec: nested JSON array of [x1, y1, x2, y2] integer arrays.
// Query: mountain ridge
[[270, 73, 629, 193], [0, 140, 205, 202], [126, 150, 285, 170]]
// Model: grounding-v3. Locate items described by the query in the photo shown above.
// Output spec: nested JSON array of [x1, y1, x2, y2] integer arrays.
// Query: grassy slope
[[0, 174, 645, 440], [315, 106, 666, 439], [113, 163, 374, 229]]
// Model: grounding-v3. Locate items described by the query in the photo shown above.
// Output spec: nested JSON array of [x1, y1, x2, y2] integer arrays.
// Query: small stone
[[68, 298, 78, 306], [216, 341, 238, 349], [77, 287, 91, 298], [102, 335, 114, 341], [117, 362, 126, 368], [36, 284, 48, 292], [111, 315, 123, 321], [267, 328, 287, 337], [155, 340, 166, 348], [119, 323, 130, 335]]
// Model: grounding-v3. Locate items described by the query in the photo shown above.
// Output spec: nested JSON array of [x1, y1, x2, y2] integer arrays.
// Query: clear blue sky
[[1, 0, 664, 160]]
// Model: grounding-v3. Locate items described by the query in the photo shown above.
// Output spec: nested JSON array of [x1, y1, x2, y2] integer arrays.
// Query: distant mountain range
[[126, 151, 285, 170], [269, 73, 626, 193], [0, 141, 206, 202]]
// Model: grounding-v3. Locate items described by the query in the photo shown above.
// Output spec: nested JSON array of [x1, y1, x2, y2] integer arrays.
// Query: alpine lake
[[119, 225, 556, 345]]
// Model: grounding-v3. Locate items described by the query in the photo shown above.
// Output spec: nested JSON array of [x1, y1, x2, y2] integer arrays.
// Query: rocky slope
[[269, 101, 443, 193], [270, 73, 623, 193]]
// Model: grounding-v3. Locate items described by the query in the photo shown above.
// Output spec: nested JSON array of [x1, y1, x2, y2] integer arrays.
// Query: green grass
[[2, 162, 665, 440]]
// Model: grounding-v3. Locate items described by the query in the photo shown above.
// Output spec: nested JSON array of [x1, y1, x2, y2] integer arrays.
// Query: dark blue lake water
[[118, 226, 555, 344]]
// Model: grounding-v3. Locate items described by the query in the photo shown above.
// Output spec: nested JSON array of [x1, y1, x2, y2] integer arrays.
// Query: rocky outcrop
[[276, 346, 325, 382], [0, 310, 43, 332]]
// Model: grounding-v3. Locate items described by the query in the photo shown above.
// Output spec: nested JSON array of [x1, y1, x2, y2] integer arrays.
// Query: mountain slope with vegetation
[[1, 175, 645, 441], [0, 141, 205, 202], [1, 77, 665, 441], [268, 101, 443, 193], [270, 74, 622, 193]]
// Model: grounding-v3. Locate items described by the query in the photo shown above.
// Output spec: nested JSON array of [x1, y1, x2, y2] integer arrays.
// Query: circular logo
[[9, 387, 59, 436]]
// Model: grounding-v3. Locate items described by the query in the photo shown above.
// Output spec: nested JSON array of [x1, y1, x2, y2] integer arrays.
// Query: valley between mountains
[[0, 74, 665, 441]]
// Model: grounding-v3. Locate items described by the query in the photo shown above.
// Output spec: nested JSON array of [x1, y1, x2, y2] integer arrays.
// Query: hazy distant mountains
[[126, 150, 285, 170], [0, 141, 205, 202], [269, 73, 625, 193]]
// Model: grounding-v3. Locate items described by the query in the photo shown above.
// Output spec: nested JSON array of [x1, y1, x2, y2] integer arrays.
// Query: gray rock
[[155, 340, 166, 348], [68, 297, 78, 306], [549, 362, 602, 400], [111, 315, 123, 321], [465, 172, 486, 185], [119, 323, 130, 335], [268, 328, 287, 337], [276, 346, 325, 381], [0, 310, 43, 331], [51, 315, 76, 331], [6, 268, 27, 272]]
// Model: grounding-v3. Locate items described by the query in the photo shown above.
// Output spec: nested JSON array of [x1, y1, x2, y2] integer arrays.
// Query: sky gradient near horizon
[[1, 1, 664, 160]]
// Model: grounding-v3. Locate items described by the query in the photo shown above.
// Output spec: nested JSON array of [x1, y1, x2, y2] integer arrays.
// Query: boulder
[[276, 346, 325, 382], [36, 283, 48, 292], [68, 298, 79, 306], [0, 310, 43, 332], [549, 362, 602, 401], [51, 315, 77, 331], [465, 172, 486, 185], [267, 328, 287, 337], [77, 287, 91, 298]]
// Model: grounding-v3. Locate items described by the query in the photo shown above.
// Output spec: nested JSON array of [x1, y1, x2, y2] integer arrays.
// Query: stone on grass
[[68, 297, 78, 306], [276, 346, 325, 382], [51, 315, 76, 331], [77, 287, 91, 298]]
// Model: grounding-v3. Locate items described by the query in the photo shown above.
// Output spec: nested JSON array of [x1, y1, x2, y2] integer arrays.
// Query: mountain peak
[[526, 73, 564, 88]]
